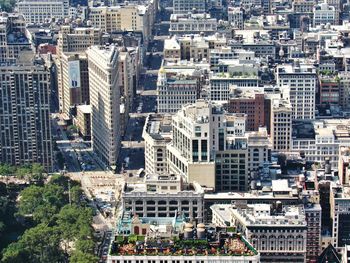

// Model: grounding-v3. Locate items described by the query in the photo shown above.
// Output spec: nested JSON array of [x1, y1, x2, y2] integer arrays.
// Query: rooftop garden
[[110, 233, 257, 257]]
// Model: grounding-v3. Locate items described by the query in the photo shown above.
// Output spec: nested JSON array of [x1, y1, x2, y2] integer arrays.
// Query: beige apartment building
[[57, 25, 101, 55], [89, 2, 155, 44], [87, 45, 120, 168]]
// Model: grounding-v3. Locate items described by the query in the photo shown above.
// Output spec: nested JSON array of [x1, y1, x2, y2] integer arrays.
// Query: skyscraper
[[87, 45, 120, 169], [0, 56, 53, 170]]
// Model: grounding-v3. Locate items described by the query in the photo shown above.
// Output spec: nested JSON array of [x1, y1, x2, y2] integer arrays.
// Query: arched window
[[134, 226, 140, 235]]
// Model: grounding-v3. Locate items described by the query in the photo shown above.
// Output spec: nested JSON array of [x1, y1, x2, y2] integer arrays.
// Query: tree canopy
[[0, 164, 46, 183], [1, 175, 97, 263]]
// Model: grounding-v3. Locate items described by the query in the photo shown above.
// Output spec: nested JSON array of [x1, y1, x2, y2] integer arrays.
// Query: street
[[50, 4, 168, 262]]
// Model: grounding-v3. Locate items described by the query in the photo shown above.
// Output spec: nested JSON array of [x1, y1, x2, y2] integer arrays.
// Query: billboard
[[68, 60, 81, 89]]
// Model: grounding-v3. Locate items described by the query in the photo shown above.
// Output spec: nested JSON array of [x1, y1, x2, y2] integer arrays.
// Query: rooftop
[[292, 120, 316, 139], [112, 216, 258, 257], [272, 179, 291, 193], [170, 13, 215, 21], [77, 104, 92, 114], [143, 114, 172, 141], [164, 36, 180, 50], [277, 63, 317, 74], [232, 204, 307, 227]]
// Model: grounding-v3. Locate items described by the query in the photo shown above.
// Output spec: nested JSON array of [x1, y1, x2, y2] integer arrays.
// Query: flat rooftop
[[292, 120, 316, 139], [232, 204, 307, 227], [144, 114, 172, 141]]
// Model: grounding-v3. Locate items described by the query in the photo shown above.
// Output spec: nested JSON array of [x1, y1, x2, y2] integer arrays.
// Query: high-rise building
[[326, 0, 341, 25], [167, 100, 217, 189], [166, 100, 270, 191], [292, 0, 315, 13], [247, 127, 271, 173], [338, 72, 350, 109], [319, 75, 340, 105], [87, 45, 120, 169], [0, 56, 53, 171], [169, 13, 217, 35], [339, 146, 350, 185], [276, 62, 317, 120], [17, 0, 69, 24], [118, 48, 136, 113], [292, 119, 350, 168], [75, 105, 92, 141]]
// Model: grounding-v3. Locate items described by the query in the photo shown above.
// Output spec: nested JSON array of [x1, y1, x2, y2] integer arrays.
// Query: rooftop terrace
[[110, 230, 257, 257]]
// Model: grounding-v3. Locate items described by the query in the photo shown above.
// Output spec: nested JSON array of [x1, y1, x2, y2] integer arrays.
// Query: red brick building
[[227, 93, 267, 131]]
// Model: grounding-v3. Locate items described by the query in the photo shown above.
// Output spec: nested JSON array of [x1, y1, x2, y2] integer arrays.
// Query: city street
[[51, 5, 168, 262]]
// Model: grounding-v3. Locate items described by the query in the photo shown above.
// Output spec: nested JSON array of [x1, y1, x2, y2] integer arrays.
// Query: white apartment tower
[[166, 100, 267, 191], [87, 45, 120, 169], [167, 100, 217, 188], [276, 62, 317, 120]]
